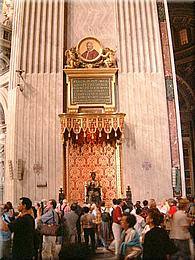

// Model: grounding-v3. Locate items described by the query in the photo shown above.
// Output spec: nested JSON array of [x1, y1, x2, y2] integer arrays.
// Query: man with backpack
[[100, 201, 110, 248]]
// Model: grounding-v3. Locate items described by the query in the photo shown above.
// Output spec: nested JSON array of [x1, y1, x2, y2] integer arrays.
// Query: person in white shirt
[[170, 198, 192, 260], [133, 208, 146, 237]]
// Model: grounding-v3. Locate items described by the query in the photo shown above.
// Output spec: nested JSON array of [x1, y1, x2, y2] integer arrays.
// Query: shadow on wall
[[125, 123, 136, 149]]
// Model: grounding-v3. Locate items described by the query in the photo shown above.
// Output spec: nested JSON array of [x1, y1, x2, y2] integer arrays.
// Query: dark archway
[[168, 1, 195, 197]]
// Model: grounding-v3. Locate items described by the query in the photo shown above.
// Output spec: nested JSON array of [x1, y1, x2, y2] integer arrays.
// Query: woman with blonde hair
[[91, 203, 102, 247]]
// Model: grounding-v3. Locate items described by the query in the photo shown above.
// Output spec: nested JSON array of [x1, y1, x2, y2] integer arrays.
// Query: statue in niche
[[86, 172, 101, 205]]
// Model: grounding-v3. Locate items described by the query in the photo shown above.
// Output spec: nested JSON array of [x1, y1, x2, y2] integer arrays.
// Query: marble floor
[[92, 247, 118, 260]]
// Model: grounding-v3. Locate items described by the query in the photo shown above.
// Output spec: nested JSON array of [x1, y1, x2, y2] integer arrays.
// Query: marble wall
[[4, 0, 176, 204], [66, 0, 172, 201]]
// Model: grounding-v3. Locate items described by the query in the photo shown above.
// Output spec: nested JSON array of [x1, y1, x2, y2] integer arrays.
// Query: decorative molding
[[37, 182, 47, 188], [8, 159, 13, 179], [59, 112, 125, 146], [142, 161, 152, 171], [157, 2, 166, 23], [172, 16, 193, 28], [175, 46, 195, 62], [165, 76, 174, 101], [33, 162, 43, 175], [115, 144, 121, 198], [177, 75, 195, 112], [17, 159, 23, 181]]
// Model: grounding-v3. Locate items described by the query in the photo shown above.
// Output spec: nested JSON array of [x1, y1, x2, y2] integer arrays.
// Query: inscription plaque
[[71, 78, 112, 105]]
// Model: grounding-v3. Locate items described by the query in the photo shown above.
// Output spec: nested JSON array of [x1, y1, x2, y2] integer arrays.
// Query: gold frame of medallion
[[77, 36, 103, 63], [64, 68, 118, 113]]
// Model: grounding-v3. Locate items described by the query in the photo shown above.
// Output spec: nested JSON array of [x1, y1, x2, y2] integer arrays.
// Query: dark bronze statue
[[86, 172, 101, 205]]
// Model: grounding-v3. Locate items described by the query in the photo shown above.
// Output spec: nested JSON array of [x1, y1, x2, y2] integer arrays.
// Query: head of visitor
[[143, 200, 149, 207], [45, 199, 57, 211], [18, 197, 32, 213], [62, 199, 68, 205], [3, 203, 10, 213], [168, 198, 177, 207], [117, 198, 123, 206], [112, 198, 117, 205], [34, 201, 40, 210], [136, 207, 142, 216], [178, 198, 189, 211], [121, 213, 137, 231], [83, 206, 90, 214], [6, 201, 13, 210], [149, 199, 157, 209], [146, 209, 163, 228], [135, 200, 142, 209], [70, 203, 77, 212]]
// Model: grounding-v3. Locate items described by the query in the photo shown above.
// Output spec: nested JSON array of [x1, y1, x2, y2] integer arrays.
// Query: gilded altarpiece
[[66, 143, 118, 204], [60, 37, 125, 204]]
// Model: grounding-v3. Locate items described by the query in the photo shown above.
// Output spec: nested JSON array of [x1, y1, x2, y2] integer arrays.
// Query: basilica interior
[[0, 0, 194, 205]]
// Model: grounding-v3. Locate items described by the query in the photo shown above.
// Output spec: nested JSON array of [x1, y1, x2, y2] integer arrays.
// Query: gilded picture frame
[[77, 36, 102, 63]]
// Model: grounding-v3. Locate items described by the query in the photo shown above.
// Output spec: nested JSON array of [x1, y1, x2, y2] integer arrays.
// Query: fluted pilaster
[[20, 0, 63, 74], [116, 0, 172, 200], [117, 0, 162, 73], [5, 0, 66, 203]]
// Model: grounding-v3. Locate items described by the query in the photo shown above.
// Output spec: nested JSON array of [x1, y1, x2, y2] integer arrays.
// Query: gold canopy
[[59, 112, 125, 145]]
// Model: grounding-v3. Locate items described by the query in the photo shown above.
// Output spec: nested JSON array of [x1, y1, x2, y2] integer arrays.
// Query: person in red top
[[110, 199, 123, 256], [168, 199, 177, 217], [165, 199, 177, 234]]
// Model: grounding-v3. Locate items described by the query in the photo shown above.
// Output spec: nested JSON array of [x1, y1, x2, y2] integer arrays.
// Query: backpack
[[101, 211, 110, 222]]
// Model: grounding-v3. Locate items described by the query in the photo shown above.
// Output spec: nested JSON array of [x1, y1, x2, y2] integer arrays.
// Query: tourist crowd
[[0, 196, 194, 259]]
